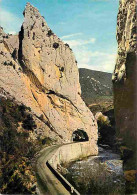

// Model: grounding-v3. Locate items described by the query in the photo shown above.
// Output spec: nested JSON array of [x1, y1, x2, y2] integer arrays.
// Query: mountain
[[0, 3, 97, 144], [0, 3, 98, 193], [79, 68, 113, 106]]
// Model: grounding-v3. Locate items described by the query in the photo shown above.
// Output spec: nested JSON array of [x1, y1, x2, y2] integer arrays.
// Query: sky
[[0, 0, 119, 73]]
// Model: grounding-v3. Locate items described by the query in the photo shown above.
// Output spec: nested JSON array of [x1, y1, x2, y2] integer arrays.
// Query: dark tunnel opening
[[72, 129, 89, 142]]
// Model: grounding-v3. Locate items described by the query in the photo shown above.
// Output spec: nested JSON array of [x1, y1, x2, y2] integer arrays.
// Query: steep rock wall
[[112, 0, 137, 169], [0, 3, 98, 150]]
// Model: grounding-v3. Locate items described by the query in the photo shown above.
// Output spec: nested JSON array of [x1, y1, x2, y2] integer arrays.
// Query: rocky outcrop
[[0, 3, 98, 150], [112, 0, 136, 170]]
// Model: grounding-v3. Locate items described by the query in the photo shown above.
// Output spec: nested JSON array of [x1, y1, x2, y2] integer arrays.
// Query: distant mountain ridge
[[79, 68, 113, 104]]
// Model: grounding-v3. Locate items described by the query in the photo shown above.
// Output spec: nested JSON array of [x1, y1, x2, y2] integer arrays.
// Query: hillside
[[79, 68, 113, 113], [79, 68, 113, 103]]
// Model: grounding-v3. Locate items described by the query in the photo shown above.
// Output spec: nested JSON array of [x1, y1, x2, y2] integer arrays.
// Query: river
[[63, 147, 125, 194]]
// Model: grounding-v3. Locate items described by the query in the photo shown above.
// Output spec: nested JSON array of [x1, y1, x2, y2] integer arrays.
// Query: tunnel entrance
[[72, 129, 89, 142]]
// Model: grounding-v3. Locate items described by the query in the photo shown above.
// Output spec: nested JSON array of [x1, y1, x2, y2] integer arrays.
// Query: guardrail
[[46, 160, 80, 195]]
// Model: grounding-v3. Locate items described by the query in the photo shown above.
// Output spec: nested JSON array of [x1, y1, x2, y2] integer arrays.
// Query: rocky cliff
[[0, 3, 98, 148], [112, 0, 136, 170]]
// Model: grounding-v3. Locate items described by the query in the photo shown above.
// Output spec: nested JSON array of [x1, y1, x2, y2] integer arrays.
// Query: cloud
[[58, 22, 66, 25], [61, 32, 116, 73], [0, 8, 22, 33], [61, 33, 83, 39], [72, 46, 116, 73], [63, 38, 96, 47], [8, 31, 17, 35]]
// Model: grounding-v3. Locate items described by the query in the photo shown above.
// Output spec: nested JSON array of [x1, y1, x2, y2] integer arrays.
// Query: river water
[[64, 147, 125, 194]]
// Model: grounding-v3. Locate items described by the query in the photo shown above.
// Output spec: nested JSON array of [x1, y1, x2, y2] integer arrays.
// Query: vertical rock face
[[21, 4, 80, 101], [0, 3, 98, 152], [112, 0, 137, 169]]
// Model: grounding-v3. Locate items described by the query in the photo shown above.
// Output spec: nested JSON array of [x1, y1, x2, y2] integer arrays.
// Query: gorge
[[0, 0, 136, 194]]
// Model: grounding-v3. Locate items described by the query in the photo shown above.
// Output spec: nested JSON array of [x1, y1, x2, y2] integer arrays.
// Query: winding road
[[36, 141, 97, 195], [37, 145, 73, 195]]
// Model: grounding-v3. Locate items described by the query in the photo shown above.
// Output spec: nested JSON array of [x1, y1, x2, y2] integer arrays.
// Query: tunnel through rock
[[72, 129, 89, 142]]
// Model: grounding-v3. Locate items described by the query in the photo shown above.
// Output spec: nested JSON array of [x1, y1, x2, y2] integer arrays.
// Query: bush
[[65, 43, 69, 47], [3, 61, 15, 68], [97, 114, 110, 127], [4, 61, 8, 65], [53, 42, 59, 49], [41, 137, 52, 145], [96, 112, 116, 147], [64, 43, 72, 51], [22, 114, 37, 130], [47, 29, 54, 37], [60, 67, 64, 72]]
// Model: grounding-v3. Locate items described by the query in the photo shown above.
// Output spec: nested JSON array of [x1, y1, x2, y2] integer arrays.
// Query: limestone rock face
[[0, 3, 98, 151], [112, 0, 137, 169]]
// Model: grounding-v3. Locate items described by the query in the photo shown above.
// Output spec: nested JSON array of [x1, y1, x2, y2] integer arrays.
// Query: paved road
[[37, 145, 70, 195]]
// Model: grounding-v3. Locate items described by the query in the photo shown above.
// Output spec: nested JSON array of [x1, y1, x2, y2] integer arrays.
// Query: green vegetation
[[124, 170, 137, 194], [53, 42, 59, 49], [79, 68, 113, 106], [3, 35, 8, 39], [97, 110, 116, 148], [97, 114, 110, 127], [22, 114, 37, 130], [64, 161, 124, 194], [0, 98, 37, 194], [41, 137, 53, 145], [3, 61, 15, 69], [0, 97, 55, 194], [88, 96, 113, 114], [65, 43, 72, 51], [47, 29, 54, 37]]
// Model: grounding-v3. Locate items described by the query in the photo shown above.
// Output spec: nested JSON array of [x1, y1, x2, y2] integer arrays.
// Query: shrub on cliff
[[47, 29, 54, 37], [96, 111, 116, 148], [97, 114, 110, 127], [53, 42, 59, 49], [22, 114, 37, 130], [41, 137, 53, 145]]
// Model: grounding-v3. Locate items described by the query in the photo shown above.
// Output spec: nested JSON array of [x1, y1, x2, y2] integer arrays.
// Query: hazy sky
[[0, 0, 119, 73]]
